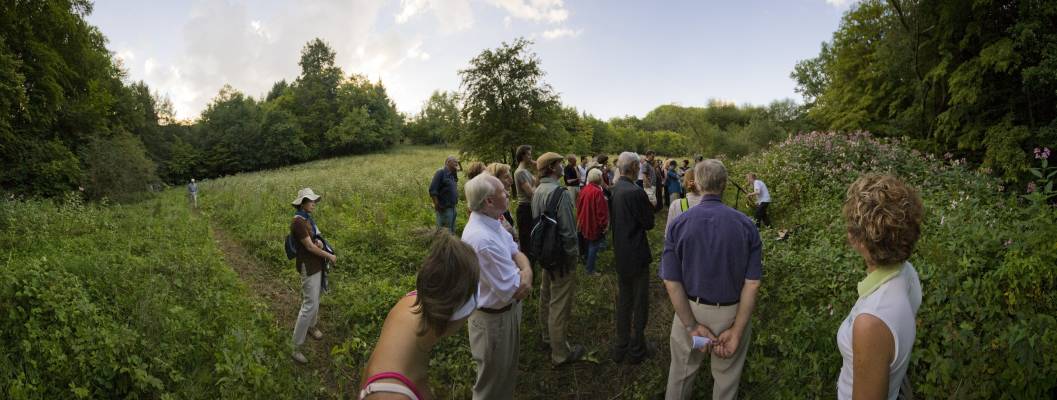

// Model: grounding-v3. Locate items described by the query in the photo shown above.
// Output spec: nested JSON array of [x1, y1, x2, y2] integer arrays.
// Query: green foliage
[[80, 131, 160, 202], [458, 38, 562, 163], [732, 132, 1057, 398], [404, 90, 463, 145], [795, 0, 1057, 181], [0, 0, 165, 198], [0, 192, 316, 399]]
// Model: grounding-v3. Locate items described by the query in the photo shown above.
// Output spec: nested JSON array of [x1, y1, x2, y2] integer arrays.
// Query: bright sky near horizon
[[87, 0, 856, 121]]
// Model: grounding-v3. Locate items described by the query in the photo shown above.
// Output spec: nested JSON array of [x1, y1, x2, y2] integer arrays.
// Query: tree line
[[792, 0, 1057, 181]]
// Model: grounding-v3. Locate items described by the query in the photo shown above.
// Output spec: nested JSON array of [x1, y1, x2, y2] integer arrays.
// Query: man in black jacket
[[609, 151, 656, 363]]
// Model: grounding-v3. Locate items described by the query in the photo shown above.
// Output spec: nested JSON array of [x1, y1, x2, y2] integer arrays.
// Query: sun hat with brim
[[291, 188, 321, 206], [536, 152, 564, 170]]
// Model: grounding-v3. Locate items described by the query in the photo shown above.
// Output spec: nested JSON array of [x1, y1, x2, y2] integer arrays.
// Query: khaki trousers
[[292, 270, 321, 347], [538, 268, 578, 363], [665, 302, 751, 400], [468, 302, 522, 400]]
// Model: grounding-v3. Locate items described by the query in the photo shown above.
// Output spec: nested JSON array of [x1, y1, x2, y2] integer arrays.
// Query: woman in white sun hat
[[290, 187, 337, 364]]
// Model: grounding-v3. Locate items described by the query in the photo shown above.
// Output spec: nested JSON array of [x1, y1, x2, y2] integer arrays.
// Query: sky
[[87, 0, 856, 121]]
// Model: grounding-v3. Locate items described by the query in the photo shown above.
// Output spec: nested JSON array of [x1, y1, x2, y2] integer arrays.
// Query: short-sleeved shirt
[[753, 179, 771, 204], [514, 166, 535, 205], [429, 167, 459, 209], [462, 212, 522, 309], [291, 216, 324, 276], [188, 183, 197, 194], [659, 195, 762, 303]]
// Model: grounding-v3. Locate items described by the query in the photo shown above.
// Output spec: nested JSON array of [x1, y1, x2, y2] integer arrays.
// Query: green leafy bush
[[0, 192, 315, 399], [732, 132, 1057, 398]]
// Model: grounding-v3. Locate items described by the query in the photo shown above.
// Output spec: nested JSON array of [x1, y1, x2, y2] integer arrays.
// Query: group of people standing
[[287, 146, 924, 400]]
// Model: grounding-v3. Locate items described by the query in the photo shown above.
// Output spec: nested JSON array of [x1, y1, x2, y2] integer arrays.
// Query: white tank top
[[836, 262, 922, 400]]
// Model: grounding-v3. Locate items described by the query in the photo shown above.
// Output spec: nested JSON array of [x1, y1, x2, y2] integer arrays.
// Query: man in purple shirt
[[659, 159, 762, 400]]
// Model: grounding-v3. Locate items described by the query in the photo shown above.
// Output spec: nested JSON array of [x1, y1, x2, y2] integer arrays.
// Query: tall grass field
[[2, 139, 1055, 399]]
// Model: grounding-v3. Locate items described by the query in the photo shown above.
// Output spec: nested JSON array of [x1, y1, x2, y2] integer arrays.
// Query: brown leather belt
[[479, 303, 514, 314], [687, 295, 738, 307]]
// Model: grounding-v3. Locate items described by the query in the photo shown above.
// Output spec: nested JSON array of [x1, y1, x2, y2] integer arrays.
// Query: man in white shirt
[[746, 173, 772, 228], [462, 174, 534, 400]]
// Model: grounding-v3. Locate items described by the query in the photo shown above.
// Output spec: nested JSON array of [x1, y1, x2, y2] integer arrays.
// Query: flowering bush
[[730, 132, 1057, 398]]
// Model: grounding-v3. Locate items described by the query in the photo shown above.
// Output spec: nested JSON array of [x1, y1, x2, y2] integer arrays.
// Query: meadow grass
[[0, 191, 317, 399]]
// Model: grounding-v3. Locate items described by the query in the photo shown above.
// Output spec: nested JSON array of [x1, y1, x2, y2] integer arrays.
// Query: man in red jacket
[[576, 168, 608, 276]]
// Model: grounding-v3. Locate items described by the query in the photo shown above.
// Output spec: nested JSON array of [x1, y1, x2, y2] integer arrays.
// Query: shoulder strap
[[545, 187, 566, 216], [680, 198, 689, 212]]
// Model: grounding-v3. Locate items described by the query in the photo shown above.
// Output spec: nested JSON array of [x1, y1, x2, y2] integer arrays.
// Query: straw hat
[[291, 188, 321, 206]]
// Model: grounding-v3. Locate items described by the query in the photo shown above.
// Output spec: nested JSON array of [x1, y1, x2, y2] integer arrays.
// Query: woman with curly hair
[[836, 174, 924, 400], [359, 231, 480, 400]]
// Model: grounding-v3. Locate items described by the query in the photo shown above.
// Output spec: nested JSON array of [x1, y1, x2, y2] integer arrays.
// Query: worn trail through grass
[[199, 208, 347, 398]]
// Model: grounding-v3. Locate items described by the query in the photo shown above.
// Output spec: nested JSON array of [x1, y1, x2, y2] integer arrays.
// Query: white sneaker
[[310, 328, 323, 340], [291, 351, 308, 364]]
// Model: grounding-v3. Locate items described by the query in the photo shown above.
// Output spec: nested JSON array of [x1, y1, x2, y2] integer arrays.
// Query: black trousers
[[754, 202, 771, 228], [614, 266, 649, 357], [516, 203, 534, 261]]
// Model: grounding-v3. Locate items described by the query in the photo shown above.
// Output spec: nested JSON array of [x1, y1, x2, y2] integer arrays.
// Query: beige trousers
[[665, 302, 751, 400], [292, 270, 321, 347], [538, 268, 578, 363], [468, 302, 522, 400]]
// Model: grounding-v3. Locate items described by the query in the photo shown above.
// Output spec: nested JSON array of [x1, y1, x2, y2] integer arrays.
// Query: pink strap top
[[361, 372, 424, 400]]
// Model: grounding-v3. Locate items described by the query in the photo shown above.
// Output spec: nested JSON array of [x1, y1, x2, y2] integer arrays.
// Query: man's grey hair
[[616, 152, 640, 175], [466, 174, 501, 212], [694, 159, 728, 194]]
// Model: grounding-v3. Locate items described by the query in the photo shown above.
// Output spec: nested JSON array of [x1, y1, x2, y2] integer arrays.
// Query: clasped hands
[[690, 324, 741, 358]]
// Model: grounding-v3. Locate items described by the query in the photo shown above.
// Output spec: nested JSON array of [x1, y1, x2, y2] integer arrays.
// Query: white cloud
[[395, 0, 474, 32], [488, 0, 569, 23], [541, 27, 581, 40], [825, 0, 856, 7], [143, 58, 156, 75], [395, 0, 427, 23]]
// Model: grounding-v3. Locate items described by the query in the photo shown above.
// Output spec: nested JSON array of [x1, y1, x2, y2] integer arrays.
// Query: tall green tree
[[405, 90, 462, 145], [794, 0, 1057, 180], [292, 39, 343, 155], [459, 38, 561, 163]]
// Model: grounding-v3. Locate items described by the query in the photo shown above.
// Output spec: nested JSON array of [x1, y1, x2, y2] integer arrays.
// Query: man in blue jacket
[[429, 155, 460, 233]]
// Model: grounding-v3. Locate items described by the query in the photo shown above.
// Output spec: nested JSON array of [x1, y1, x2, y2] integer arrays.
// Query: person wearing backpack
[[530, 152, 585, 366], [289, 188, 337, 364], [665, 167, 702, 239], [609, 152, 657, 364]]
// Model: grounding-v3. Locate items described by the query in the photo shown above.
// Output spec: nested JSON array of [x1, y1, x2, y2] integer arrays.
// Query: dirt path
[[207, 222, 346, 398]]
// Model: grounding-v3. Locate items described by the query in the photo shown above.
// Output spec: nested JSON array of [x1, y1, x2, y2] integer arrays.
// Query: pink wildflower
[[1027, 182, 1037, 193]]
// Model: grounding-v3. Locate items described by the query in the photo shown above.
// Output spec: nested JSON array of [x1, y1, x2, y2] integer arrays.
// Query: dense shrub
[[731, 132, 1057, 398], [0, 192, 315, 399]]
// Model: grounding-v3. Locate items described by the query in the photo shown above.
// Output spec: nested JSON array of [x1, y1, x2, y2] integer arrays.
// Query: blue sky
[[87, 0, 855, 121]]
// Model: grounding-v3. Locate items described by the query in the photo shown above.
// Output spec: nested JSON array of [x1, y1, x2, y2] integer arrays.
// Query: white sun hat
[[291, 187, 322, 206]]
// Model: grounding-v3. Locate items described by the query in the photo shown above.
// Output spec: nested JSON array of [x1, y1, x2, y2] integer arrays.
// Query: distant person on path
[[576, 168, 609, 276], [666, 160, 683, 204], [563, 154, 581, 203], [359, 230, 480, 400], [462, 174, 533, 400], [836, 175, 923, 400], [187, 179, 198, 208], [429, 156, 460, 233], [485, 163, 518, 241], [660, 160, 762, 400], [746, 173, 772, 228], [609, 152, 657, 364], [290, 188, 338, 364], [665, 168, 702, 239], [513, 145, 537, 260], [532, 152, 585, 366]]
